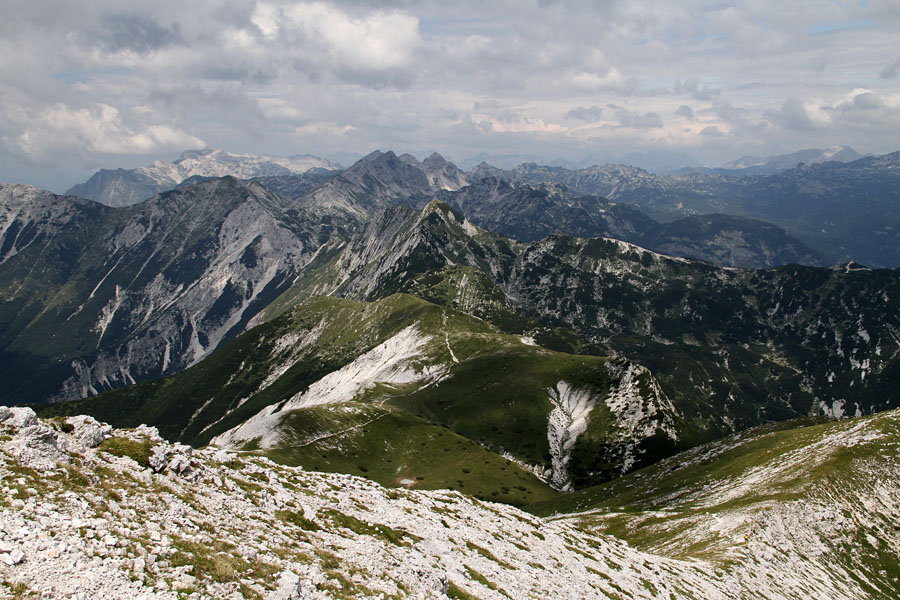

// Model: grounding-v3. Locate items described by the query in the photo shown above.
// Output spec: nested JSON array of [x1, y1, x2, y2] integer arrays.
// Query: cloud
[[675, 105, 695, 120], [471, 110, 566, 134], [2, 0, 900, 187], [96, 13, 183, 54], [881, 60, 900, 79], [7, 102, 204, 160], [612, 106, 663, 129], [251, 2, 423, 80], [674, 78, 720, 101], [700, 125, 725, 137], [766, 97, 832, 131], [570, 67, 638, 95], [565, 106, 604, 122], [849, 91, 883, 110]]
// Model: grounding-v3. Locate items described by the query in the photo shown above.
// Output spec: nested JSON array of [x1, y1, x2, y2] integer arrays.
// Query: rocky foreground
[[1, 406, 896, 599]]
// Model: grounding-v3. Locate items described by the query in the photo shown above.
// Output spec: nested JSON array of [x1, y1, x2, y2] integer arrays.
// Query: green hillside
[[533, 409, 900, 597]]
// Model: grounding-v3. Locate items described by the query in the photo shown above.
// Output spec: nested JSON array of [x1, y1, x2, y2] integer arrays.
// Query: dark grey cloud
[[675, 105, 694, 120], [880, 60, 900, 79], [565, 106, 604, 122], [612, 107, 663, 129], [673, 78, 721, 101], [850, 92, 883, 110], [766, 97, 828, 131], [97, 13, 183, 54]]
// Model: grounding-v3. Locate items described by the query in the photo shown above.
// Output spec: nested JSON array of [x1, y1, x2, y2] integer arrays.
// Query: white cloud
[[257, 97, 304, 122], [2, 0, 900, 187], [570, 67, 637, 94], [471, 111, 567, 134], [253, 2, 422, 73], [8, 102, 204, 159]]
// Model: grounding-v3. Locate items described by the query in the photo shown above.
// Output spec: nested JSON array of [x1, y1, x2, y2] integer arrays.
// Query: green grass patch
[[275, 509, 321, 532], [465, 541, 516, 570], [266, 403, 557, 507], [318, 508, 421, 547], [98, 436, 156, 468], [447, 582, 481, 600], [464, 565, 509, 597]]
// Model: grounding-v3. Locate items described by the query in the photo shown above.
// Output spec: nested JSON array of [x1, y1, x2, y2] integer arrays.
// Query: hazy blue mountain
[[480, 151, 900, 267], [435, 176, 823, 268], [718, 145, 864, 175]]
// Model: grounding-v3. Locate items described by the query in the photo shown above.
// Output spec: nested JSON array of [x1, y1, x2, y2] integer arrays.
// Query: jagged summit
[[0, 178, 330, 404]]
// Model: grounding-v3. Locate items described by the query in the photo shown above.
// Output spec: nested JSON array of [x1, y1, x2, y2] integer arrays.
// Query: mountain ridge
[[66, 149, 340, 207]]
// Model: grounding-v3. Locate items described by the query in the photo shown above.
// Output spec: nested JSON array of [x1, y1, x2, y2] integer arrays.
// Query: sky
[[2, 0, 899, 192]]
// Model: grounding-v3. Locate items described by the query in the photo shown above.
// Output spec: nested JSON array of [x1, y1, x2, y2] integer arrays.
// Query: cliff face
[[0, 179, 328, 404]]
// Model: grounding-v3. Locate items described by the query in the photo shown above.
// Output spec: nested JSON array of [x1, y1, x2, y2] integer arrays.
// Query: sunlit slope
[[536, 410, 900, 598], [42, 293, 686, 503]]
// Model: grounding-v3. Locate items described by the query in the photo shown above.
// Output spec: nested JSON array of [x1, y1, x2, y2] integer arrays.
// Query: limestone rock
[[4, 406, 37, 428], [267, 571, 306, 600], [63, 415, 108, 451], [148, 442, 193, 475], [6, 423, 68, 468]]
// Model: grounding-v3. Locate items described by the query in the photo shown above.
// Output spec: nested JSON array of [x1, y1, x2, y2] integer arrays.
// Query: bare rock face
[[148, 442, 193, 475], [0, 409, 112, 468], [267, 571, 307, 600], [1, 408, 67, 468], [2, 407, 37, 429], [63, 415, 109, 452], [1, 179, 328, 405]]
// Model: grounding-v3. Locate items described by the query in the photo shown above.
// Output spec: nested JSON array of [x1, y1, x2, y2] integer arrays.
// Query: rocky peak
[[396, 152, 421, 166]]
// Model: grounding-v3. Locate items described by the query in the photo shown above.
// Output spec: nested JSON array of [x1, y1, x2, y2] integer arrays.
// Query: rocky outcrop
[[546, 382, 597, 491], [3, 409, 899, 600]]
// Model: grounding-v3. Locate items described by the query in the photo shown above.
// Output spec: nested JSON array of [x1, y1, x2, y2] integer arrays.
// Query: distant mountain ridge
[[720, 145, 864, 175], [66, 149, 340, 207], [435, 176, 822, 268], [480, 150, 900, 267], [284, 150, 821, 268]]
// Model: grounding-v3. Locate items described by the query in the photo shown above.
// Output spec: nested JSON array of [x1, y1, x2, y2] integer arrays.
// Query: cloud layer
[[3, 0, 900, 189]]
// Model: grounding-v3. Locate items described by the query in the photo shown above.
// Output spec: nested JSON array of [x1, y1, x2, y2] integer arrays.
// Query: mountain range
[[66, 149, 339, 207], [16, 183, 899, 499], [3, 144, 900, 598], [717, 145, 864, 175], [484, 151, 900, 268], [64, 145, 899, 267]]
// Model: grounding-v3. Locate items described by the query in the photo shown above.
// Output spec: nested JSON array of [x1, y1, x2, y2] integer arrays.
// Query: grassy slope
[[37, 294, 473, 442], [42, 293, 647, 505], [266, 405, 559, 506], [530, 409, 900, 595]]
